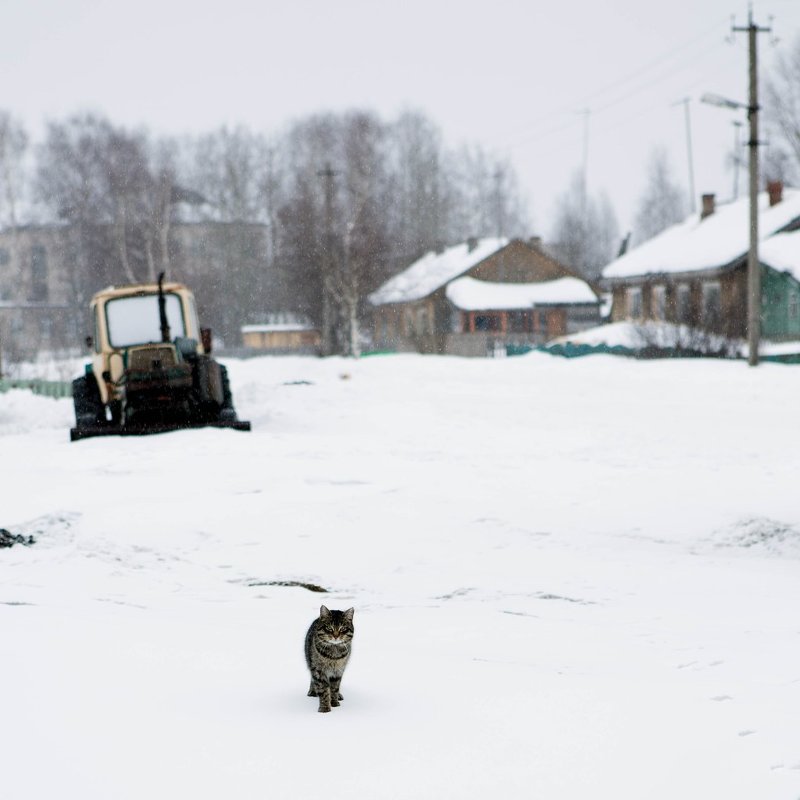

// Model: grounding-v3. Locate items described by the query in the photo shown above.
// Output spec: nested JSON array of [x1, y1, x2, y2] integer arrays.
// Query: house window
[[702, 281, 721, 327], [789, 292, 798, 320], [676, 284, 691, 324], [0, 247, 9, 266], [652, 285, 666, 321], [29, 245, 48, 301], [474, 314, 501, 332], [627, 287, 642, 319]]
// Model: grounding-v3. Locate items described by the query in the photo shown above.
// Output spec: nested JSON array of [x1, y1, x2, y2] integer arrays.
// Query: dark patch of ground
[[248, 580, 329, 593]]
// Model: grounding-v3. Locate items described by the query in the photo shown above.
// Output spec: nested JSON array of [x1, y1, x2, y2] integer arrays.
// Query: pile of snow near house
[[545, 319, 736, 352], [548, 320, 800, 359], [2, 353, 800, 800]]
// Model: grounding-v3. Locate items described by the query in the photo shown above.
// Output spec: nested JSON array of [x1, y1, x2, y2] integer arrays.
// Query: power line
[[580, 17, 731, 107], [497, 17, 731, 148], [504, 33, 732, 153]]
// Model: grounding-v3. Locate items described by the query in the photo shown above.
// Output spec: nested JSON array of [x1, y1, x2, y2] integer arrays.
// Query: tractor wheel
[[218, 365, 237, 422], [72, 375, 106, 427], [107, 400, 122, 425]]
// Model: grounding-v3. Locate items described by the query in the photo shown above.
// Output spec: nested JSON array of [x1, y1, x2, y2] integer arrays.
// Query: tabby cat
[[304, 605, 355, 713]]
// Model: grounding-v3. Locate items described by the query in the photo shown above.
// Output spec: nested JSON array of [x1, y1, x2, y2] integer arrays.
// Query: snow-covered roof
[[241, 323, 314, 333], [759, 229, 800, 282], [369, 238, 508, 305], [445, 276, 598, 311], [602, 189, 800, 280]]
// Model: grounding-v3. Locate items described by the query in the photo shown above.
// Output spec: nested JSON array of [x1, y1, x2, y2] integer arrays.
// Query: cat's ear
[[320, 605, 331, 619], [343, 608, 354, 622]]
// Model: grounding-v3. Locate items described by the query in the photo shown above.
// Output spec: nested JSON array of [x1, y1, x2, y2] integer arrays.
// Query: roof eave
[[601, 258, 746, 286]]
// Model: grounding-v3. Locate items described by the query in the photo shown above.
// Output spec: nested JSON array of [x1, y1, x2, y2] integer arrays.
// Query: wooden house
[[369, 237, 600, 356], [601, 183, 800, 342]]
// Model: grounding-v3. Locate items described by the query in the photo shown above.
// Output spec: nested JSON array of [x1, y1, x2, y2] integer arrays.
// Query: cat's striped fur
[[304, 605, 354, 713]]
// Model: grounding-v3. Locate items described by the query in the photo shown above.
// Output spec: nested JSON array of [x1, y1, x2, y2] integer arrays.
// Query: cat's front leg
[[316, 684, 332, 713], [330, 677, 342, 706]]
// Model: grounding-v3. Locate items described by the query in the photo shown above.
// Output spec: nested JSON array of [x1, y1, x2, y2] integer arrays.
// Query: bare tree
[[36, 114, 118, 304], [21, 106, 534, 357], [550, 171, 620, 280], [272, 114, 336, 344], [448, 144, 530, 242], [334, 112, 390, 356], [632, 146, 686, 244], [29, 110, 189, 359], [185, 126, 267, 222], [268, 110, 406, 355], [764, 35, 800, 183], [385, 111, 452, 262]]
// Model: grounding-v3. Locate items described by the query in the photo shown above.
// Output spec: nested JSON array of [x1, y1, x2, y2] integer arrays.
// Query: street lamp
[[700, 89, 760, 366], [700, 93, 747, 112]]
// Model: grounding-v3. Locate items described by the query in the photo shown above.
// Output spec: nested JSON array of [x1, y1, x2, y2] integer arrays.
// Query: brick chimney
[[528, 235, 542, 251], [767, 180, 783, 207], [467, 236, 479, 252], [700, 193, 715, 220]]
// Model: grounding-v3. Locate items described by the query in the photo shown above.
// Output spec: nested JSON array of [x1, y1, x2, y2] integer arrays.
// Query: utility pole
[[733, 7, 770, 367], [318, 163, 337, 357], [494, 169, 506, 281], [580, 109, 591, 218], [673, 98, 696, 214], [493, 169, 505, 240], [579, 108, 591, 276]]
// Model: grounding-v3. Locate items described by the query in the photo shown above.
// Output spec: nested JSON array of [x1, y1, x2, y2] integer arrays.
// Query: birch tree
[[632, 147, 686, 244]]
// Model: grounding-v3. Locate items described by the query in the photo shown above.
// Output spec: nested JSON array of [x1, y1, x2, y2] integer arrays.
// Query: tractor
[[70, 275, 251, 441]]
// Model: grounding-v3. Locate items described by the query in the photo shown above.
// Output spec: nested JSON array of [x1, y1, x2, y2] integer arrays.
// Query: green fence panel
[[0, 379, 73, 399], [538, 342, 634, 359]]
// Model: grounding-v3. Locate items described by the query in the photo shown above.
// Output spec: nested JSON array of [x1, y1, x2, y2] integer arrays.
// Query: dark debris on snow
[[0, 529, 35, 548]]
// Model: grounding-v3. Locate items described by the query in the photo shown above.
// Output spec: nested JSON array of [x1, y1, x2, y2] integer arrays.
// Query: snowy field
[[2, 353, 799, 800]]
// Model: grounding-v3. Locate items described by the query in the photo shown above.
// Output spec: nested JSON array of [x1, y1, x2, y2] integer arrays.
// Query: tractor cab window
[[105, 293, 187, 348]]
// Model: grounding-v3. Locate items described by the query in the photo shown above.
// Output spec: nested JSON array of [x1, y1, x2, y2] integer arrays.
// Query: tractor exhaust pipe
[[158, 272, 171, 343]]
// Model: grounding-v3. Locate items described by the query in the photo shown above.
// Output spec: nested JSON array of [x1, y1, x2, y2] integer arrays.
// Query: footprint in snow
[[737, 730, 757, 737]]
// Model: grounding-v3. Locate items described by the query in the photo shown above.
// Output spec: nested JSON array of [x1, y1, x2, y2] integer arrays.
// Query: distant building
[[0, 224, 78, 363], [601, 183, 800, 341], [369, 237, 600, 356], [241, 314, 320, 355]]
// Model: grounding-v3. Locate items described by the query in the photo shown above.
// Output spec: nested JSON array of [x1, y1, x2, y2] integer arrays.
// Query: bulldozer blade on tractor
[[70, 418, 251, 442]]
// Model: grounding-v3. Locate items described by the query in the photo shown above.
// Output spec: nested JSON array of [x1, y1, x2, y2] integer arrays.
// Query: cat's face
[[318, 605, 355, 645]]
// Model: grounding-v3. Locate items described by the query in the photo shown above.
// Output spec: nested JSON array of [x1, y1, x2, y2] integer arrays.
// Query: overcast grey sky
[[2, 0, 799, 237]]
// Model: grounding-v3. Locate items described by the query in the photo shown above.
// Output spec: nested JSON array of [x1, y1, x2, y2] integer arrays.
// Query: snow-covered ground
[[2, 353, 799, 800]]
